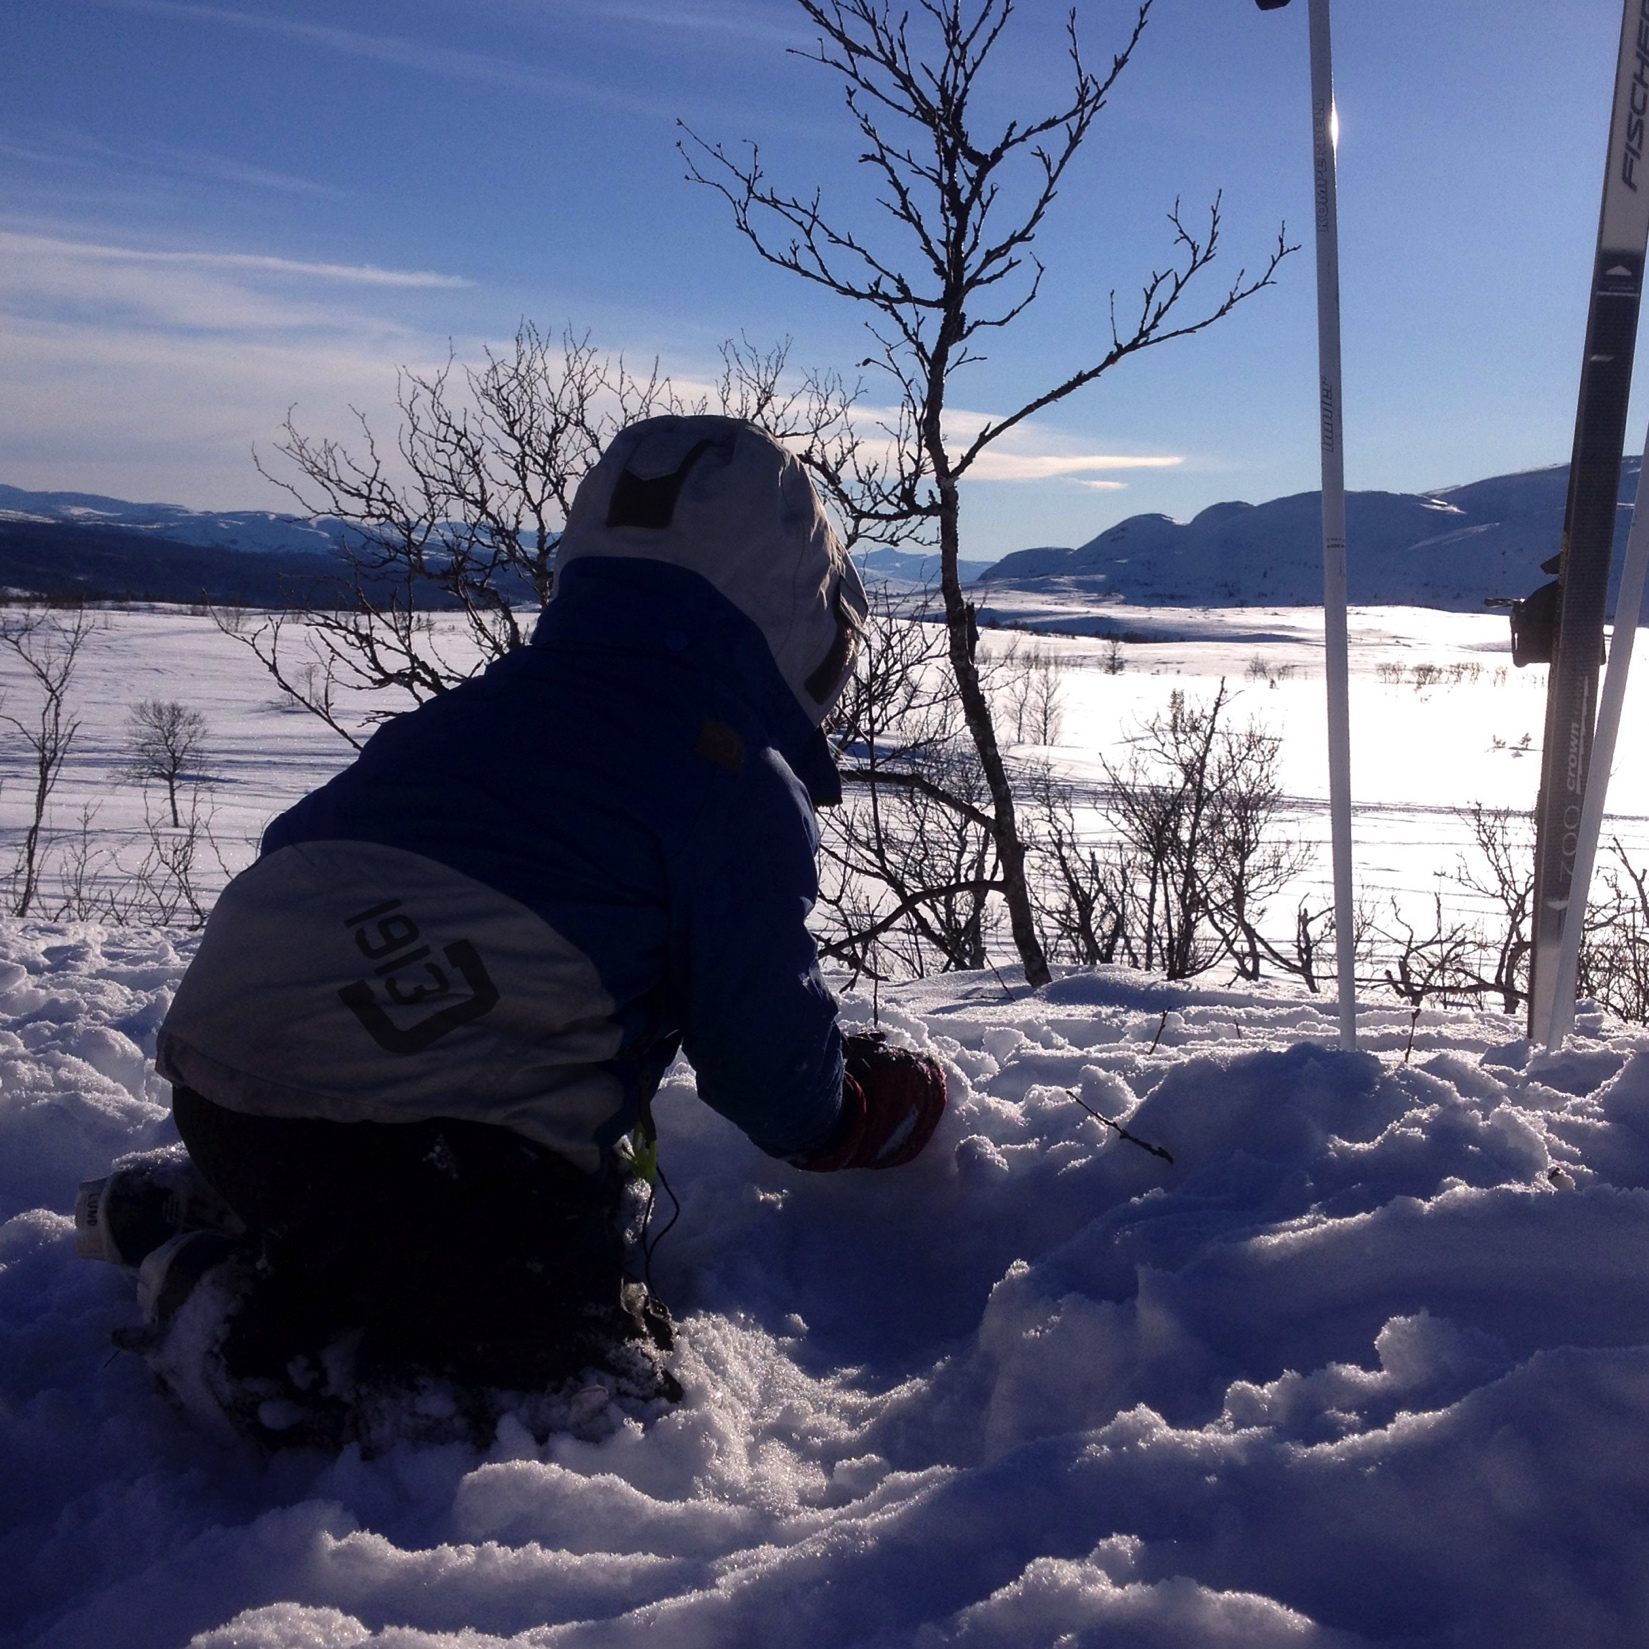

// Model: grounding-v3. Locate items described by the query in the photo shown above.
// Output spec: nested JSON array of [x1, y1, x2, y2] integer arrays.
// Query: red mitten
[[795, 1033, 947, 1171]]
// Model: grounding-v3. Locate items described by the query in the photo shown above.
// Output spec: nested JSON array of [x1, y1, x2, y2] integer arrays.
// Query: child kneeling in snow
[[79, 416, 946, 1435]]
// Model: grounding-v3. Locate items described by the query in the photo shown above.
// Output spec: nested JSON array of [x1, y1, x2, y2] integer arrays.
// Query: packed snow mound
[[5, 921, 1649, 1647]]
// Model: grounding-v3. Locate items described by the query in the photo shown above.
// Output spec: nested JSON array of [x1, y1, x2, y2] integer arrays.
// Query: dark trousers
[[172, 1087, 629, 1386]]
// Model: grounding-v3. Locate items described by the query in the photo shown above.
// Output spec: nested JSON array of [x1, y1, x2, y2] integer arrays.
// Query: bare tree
[[992, 641, 1065, 746], [1026, 684, 1304, 982], [1449, 803, 1534, 1015], [237, 329, 885, 745], [123, 783, 218, 928], [0, 608, 93, 917], [1275, 901, 1335, 995], [1026, 770, 1128, 967], [123, 700, 210, 828], [1200, 716, 1312, 982], [818, 585, 1004, 981], [1578, 840, 1649, 1025], [1375, 895, 1484, 1061], [685, 0, 1292, 986]]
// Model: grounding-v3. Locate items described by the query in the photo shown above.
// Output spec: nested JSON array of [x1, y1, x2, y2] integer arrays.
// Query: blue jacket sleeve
[[672, 741, 844, 1159]]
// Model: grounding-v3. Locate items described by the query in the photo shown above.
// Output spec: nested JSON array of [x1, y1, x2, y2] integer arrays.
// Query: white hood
[[552, 416, 868, 724]]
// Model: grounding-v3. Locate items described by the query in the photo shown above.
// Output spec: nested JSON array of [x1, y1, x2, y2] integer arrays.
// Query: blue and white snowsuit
[[157, 418, 869, 1175]]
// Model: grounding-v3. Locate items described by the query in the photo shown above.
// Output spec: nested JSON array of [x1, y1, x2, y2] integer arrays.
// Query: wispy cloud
[[106, 0, 546, 88], [0, 228, 471, 506], [967, 452, 1183, 482], [0, 127, 343, 199], [101, 0, 666, 115], [1, 232, 468, 294], [851, 401, 1184, 490], [550, 0, 805, 47], [0, 316, 438, 508]]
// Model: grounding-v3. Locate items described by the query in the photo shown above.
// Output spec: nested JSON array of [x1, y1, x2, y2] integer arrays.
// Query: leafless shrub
[[1578, 840, 1649, 1024], [1349, 809, 1649, 1031], [126, 785, 223, 927], [1447, 803, 1534, 1014], [0, 607, 94, 916], [1375, 894, 1485, 1059], [46, 803, 113, 924], [1279, 901, 1336, 994], [990, 641, 1065, 746], [817, 589, 1002, 983], [1013, 685, 1309, 983], [231, 328, 885, 746], [1092, 684, 1307, 980], [1026, 773, 1129, 968], [45, 783, 240, 930], [123, 700, 211, 828]]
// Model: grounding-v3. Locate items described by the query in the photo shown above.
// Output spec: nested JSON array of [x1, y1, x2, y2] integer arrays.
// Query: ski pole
[[1257, 0, 1357, 1050], [1547, 432, 1649, 1044]]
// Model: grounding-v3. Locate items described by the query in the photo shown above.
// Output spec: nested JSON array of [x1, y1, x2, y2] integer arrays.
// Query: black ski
[[1528, 0, 1649, 1040]]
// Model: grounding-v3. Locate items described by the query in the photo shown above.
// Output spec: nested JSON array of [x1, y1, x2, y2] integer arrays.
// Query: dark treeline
[[0, 520, 528, 610]]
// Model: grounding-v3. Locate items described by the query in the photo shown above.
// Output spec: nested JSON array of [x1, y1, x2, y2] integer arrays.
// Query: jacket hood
[[551, 415, 868, 725]]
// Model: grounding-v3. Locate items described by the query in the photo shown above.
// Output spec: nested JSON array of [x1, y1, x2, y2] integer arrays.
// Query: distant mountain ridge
[[4, 460, 1643, 613], [0, 485, 1002, 587], [0, 482, 350, 556], [855, 546, 997, 587], [978, 459, 1644, 614]]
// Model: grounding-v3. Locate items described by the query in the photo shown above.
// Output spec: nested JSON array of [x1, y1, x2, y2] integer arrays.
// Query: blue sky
[[0, 0, 1637, 557]]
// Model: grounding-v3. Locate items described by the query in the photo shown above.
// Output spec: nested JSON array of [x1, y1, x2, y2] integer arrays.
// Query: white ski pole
[[1545, 437, 1649, 1044], [1258, 0, 1357, 1049]]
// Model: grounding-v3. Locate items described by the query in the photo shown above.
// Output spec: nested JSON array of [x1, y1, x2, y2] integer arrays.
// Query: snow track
[[6, 925, 1649, 1646]]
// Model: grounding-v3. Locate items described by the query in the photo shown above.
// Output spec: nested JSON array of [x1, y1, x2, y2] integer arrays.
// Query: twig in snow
[[1066, 1087, 1174, 1166], [1148, 1010, 1169, 1055]]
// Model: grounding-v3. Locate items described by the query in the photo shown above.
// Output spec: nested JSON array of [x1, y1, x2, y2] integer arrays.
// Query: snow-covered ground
[[984, 600, 1649, 918], [5, 605, 1649, 1646], [5, 600, 1642, 930], [6, 928, 1649, 1646]]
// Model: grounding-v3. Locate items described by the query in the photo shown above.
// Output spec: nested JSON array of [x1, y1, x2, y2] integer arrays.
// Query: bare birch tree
[[233, 328, 882, 745], [0, 608, 93, 916], [123, 699, 210, 829], [684, 0, 1291, 985]]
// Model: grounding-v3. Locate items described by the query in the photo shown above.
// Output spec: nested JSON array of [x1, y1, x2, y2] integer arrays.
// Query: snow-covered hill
[[981, 458, 1644, 613], [0, 484, 346, 558]]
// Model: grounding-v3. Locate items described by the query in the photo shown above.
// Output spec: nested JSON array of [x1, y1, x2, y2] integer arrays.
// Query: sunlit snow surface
[[5, 926, 1649, 1647], [4, 608, 1649, 1646]]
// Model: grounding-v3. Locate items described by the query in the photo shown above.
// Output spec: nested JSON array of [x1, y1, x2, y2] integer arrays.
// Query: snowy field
[[3, 599, 1645, 930], [982, 597, 1649, 917], [6, 605, 1649, 1645]]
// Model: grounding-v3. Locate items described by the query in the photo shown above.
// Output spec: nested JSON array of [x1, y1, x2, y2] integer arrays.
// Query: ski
[[1528, 0, 1649, 1044], [1547, 421, 1649, 1042]]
